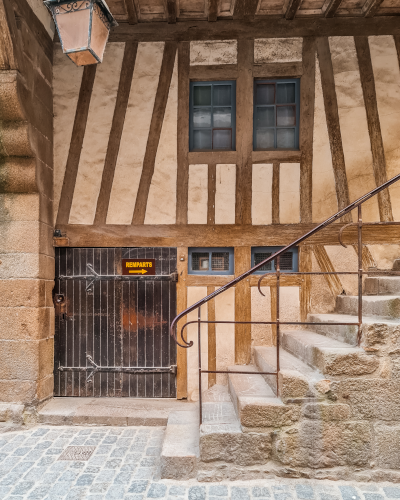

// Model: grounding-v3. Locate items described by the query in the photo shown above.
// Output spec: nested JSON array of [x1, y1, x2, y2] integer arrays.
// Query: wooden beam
[[236, 39, 254, 225], [300, 37, 316, 223], [313, 245, 344, 296], [271, 285, 277, 345], [352, 244, 377, 270], [207, 163, 216, 225], [186, 275, 233, 286], [299, 245, 312, 322], [234, 246, 252, 364], [272, 162, 280, 225], [253, 62, 303, 78], [208, 0, 219, 21], [176, 246, 188, 399], [132, 42, 177, 224], [189, 64, 238, 80], [109, 18, 400, 43], [188, 151, 238, 164], [316, 37, 351, 221], [285, 0, 303, 20], [207, 286, 217, 387], [394, 35, 400, 70], [124, 0, 138, 24], [362, 0, 385, 17], [94, 43, 138, 225], [322, 0, 343, 18], [56, 65, 97, 226], [55, 223, 400, 248], [233, 0, 259, 20], [176, 42, 190, 224], [165, 0, 177, 23], [249, 275, 302, 286], [355, 36, 393, 222], [0, 0, 19, 70], [252, 150, 302, 163]]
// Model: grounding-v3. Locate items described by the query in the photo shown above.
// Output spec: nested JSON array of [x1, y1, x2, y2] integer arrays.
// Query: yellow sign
[[122, 259, 156, 276]]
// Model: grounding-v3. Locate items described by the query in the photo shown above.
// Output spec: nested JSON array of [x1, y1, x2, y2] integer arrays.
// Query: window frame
[[251, 246, 299, 274], [189, 81, 236, 152], [188, 247, 234, 275], [253, 78, 300, 151]]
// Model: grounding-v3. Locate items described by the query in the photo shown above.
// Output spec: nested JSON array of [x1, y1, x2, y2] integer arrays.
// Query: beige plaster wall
[[251, 286, 273, 346], [325, 245, 359, 296], [279, 163, 300, 224], [329, 36, 379, 223], [145, 55, 178, 224], [280, 286, 301, 328], [252, 163, 273, 225], [215, 164, 236, 224], [53, 47, 83, 223], [369, 35, 400, 221], [310, 252, 336, 314], [27, 0, 55, 38], [369, 244, 400, 269], [254, 38, 302, 63], [107, 42, 164, 224], [188, 164, 208, 224], [312, 56, 338, 223], [215, 287, 235, 385], [190, 41, 237, 65], [69, 43, 125, 224]]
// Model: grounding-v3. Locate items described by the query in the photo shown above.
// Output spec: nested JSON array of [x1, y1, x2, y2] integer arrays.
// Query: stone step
[[281, 329, 379, 377], [160, 409, 199, 480], [253, 346, 324, 401], [336, 294, 400, 319], [364, 276, 400, 295], [227, 365, 300, 430]]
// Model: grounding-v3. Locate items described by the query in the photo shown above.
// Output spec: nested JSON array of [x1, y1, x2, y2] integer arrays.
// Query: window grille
[[189, 248, 234, 275], [252, 247, 298, 273]]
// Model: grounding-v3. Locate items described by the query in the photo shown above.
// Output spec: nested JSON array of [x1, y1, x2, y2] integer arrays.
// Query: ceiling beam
[[362, 0, 385, 17], [322, 0, 343, 17], [165, 0, 177, 22], [208, 0, 219, 21], [124, 0, 138, 24], [233, 0, 259, 20], [285, 0, 303, 20]]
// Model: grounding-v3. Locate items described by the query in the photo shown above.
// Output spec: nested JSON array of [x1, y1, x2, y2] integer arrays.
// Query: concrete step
[[364, 276, 400, 295], [160, 409, 199, 480], [253, 346, 324, 401], [227, 365, 300, 429], [281, 329, 379, 377], [336, 294, 400, 319]]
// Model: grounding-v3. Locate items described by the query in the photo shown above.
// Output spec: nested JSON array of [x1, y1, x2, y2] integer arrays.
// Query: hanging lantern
[[44, 0, 118, 66]]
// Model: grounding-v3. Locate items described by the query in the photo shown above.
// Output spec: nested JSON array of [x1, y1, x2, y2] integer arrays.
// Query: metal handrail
[[170, 172, 400, 424]]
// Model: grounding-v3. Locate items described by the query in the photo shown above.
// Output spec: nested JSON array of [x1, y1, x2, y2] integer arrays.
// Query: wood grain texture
[[249, 275, 302, 286], [176, 246, 188, 398], [207, 285, 216, 387], [189, 151, 238, 164], [316, 37, 351, 221], [352, 243, 377, 270], [124, 0, 138, 24], [300, 37, 316, 223], [253, 62, 303, 78], [55, 223, 400, 247], [233, 0, 259, 20], [0, 0, 19, 70], [285, 0, 303, 20], [252, 150, 302, 163], [186, 275, 234, 286], [272, 162, 280, 225], [362, 0, 385, 17], [355, 36, 393, 222], [394, 36, 400, 70], [165, 0, 177, 23], [189, 64, 238, 80], [270, 285, 277, 345], [299, 245, 312, 322], [132, 42, 177, 224], [323, 0, 343, 17], [109, 18, 400, 43], [236, 39, 254, 225], [94, 42, 138, 225], [208, 163, 216, 225], [56, 65, 97, 226], [234, 246, 251, 364], [208, 0, 218, 21], [313, 244, 344, 296], [176, 42, 190, 224]]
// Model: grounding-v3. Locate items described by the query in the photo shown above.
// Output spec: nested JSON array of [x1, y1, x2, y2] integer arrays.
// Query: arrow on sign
[[129, 269, 148, 274]]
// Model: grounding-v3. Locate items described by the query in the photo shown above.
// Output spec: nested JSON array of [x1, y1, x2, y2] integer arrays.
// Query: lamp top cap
[[43, 0, 118, 27]]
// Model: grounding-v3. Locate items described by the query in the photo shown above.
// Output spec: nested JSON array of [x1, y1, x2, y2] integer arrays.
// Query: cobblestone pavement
[[0, 426, 399, 500]]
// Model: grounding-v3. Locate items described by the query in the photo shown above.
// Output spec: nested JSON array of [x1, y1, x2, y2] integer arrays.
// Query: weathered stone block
[[0, 380, 37, 403], [302, 403, 351, 421], [39, 337, 54, 378], [0, 253, 54, 279], [0, 403, 24, 423], [320, 349, 379, 376], [374, 424, 400, 469], [0, 279, 45, 307], [279, 370, 309, 400], [239, 397, 301, 428], [0, 306, 54, 340], [0, 194, 40, 222], [0, 221, 53, 256], [37, 374, 53, 402], [0, 340, 40, 380]]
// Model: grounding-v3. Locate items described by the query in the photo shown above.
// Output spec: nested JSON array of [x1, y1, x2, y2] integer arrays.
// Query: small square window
[[251, 247, 298, 274], [189, 248, 234, 275]]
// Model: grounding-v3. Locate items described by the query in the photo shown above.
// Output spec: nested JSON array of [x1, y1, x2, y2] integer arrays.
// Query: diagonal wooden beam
[[208, 0, 219, 21], [56, 65, 97, 226], [323, 0, 343, 17], [0, 0, 20, 70], [165, 0, 177, 23], [362, 0, 384, 17], [124, 0, 138, 24], [394, 35, 400, 70], [354, 36, 393, 222], [285, 0, 303, 20], [132, 42, 177, 224], [94, 42, 138, 225], [233, 0, 259, 20], [313, 245, 345, 297]]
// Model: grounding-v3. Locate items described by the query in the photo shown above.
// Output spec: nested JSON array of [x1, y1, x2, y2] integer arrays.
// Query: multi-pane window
[[189, 248, 234, 275], [253, 79, 300, 150], [189, 81, 236, 151], [251, 247, 298, 273]]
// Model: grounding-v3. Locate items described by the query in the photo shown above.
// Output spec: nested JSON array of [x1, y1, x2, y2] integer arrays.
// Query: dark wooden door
[[54, 248, 177, 397]]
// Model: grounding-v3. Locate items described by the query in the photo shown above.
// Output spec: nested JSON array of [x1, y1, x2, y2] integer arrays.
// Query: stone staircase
[[160, 259, 400, 482]]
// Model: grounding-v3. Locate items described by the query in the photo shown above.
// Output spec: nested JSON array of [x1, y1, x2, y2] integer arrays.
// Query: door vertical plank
[[93, 248, 101, 396]]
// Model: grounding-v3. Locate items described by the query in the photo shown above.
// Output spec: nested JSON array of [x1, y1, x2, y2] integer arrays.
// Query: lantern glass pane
[[56, 9, 90, 51], [90, 7, 110, 63]]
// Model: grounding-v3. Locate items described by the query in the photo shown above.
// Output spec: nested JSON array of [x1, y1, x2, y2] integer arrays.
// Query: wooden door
[[54, 247, 177, 397]]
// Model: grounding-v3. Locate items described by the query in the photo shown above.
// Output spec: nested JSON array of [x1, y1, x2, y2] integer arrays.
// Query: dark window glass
[[190, 81, 236, 151], [192, 252, 210, 271], [254, 79, 299, 150], [254, 252, 272, 271], [189, 248, 234, 275], [252, 247, 298, 273], [211, 252, 230, 271], [279, 252, 293, 271]]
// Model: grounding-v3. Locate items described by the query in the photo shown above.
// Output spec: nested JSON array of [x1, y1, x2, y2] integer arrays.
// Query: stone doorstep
[[364, 276, 400, 295], [38, 397, 196, 427], [336, 294, 400, 319]]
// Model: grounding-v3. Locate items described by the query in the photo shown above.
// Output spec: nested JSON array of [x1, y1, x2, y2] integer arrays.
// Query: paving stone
[[103, 437, 118, 445], [109, 430, 123, 436], [114, 471, 132, 484], [339, 486, 361, 500], [105, 484, 126, 499], [84, 466, 101, 474], [35, 441, 53, 449], [141, 457, 157, 467], [38, 456, 56, 467], [12, 460, 35, 474], [95, 470, 116, 483], [319, 495, 340, 500], [28, 485, 51, 499], [364, 495, 384, 500], [90, 483, 111, 494], [11, 480, 35, 495], [41, 472, 61, 483], [296, 485, 315, 500], [48, 481, 71, 498], [96, 446, 113, 455], [232, 487, 251, 500], [24, 466, 48, 481], [32, 429, 50, 437], [104, 459, 122, 469], [134, 468, 153, 479], [384, 489, 400, 499], [148, 483, 168, 498], [126, 496, 145, 500], [76, 474, 95, 486], [13, 446, 33, 456], [0, 472, 23, 486], [79, 430, 92, 436], [360, 487, 379, 493], [46, 448, 64, 456], [65, 487, 89, 500], [0, 485, 11, 497], [169, 485, 186, 496], [146, 447, 162, 456], [189, 486, 206, 500], [125, 454, 142, 463], [59, 470, 79, 482], [253, 487, 271, 498], [273, 486, 293, 500], [70, 462, 86, 469], [110, 447, 128, 458], [120, 464, 137, 473], [49, 462, 69, 472], [128, 481, 149, 494]]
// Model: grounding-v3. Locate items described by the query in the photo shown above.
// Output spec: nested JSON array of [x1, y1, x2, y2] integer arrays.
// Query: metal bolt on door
[[54, 247, 177, 397]]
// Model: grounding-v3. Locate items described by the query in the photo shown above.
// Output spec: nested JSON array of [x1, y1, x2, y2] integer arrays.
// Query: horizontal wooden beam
[[253, 61, 303, 78], [108, 17, 400, 43], [188, 150, 238, 164], [249, 275, 302, 286], [252, 150, 302, 163], [189, 64, 238, 80], [184, 274, 302, 287], [55, 223, 400, 248]]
